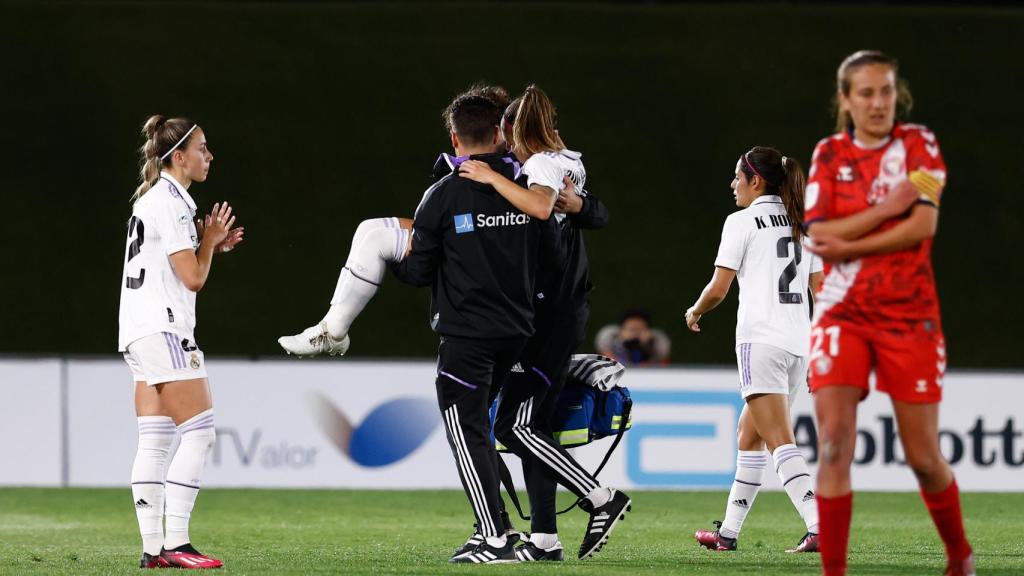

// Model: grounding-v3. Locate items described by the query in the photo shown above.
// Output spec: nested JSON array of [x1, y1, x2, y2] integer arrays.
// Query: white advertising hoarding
[[2, 358, 1021, 490], [0, 359, 63, 486]]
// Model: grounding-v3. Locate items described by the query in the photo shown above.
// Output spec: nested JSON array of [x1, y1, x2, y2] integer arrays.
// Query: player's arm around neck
[[459, 160, 555, 220], [494, 178, 556, 220]]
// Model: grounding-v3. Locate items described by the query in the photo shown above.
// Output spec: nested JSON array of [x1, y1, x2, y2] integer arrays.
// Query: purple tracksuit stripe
[[530, 366, 553, 387], [440, 370, 477, 390]]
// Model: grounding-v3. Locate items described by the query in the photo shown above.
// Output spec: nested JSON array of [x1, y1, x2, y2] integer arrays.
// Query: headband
[[742, 151, 764, 181], [159, 124, 199, 162]]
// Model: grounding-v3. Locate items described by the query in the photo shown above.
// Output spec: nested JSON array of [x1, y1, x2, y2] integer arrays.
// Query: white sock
[[720, 450, 767, 539], [485, 534, 507, 548], [323, 218, 409, 339], [585, 486, 612, 508], [773, 443, 819, 533], [131, 416, 176, 555], [164, 409, 216, 550], [530, 532, 560, 549]]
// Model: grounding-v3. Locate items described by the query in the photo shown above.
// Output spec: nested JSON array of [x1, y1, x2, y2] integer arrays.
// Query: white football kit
[[522, 148, 587, 223], [118, 172, 206, 384], [714, 195, 822, 398]]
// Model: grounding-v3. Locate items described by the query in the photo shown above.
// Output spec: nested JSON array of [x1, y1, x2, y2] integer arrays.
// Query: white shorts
[[123, 332, 207, 385], [735, 342, 807, 403]]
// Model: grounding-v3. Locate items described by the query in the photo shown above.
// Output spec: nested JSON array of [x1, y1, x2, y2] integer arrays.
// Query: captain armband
[[908, 170, 944, 208]]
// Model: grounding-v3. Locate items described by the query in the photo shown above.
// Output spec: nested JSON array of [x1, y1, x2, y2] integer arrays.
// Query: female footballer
[[804, 50, 973, 576], [684, 146, 823, 554], [118, 115, 242, 569]]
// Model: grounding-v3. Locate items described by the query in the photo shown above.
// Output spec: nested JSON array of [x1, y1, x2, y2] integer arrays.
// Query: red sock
[[921, 479, 972, 562], [817, 492, 852, 576]]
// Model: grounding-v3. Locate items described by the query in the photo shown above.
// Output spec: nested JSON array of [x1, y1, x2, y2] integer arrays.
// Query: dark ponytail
[[739, 146, 806, 241]]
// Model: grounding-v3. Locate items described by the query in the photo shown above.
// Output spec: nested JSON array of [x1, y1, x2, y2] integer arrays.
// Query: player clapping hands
[[195, 202, 244, 254]]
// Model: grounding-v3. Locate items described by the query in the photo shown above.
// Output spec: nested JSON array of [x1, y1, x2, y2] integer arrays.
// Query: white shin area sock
[[773, 443, 819, 533], [585, 486, 612, 508], [132, 416, 176, 555], [323, 218, 409, 339], [720, 450, 767, 539], [164, 409, 216, 550], [530, 532, 560, 549]]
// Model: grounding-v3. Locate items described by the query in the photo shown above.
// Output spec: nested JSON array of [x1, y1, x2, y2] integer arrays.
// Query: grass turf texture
[[0, 489, 1020, 575]]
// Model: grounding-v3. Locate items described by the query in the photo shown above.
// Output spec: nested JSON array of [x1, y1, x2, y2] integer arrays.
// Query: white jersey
[[117, 172, 200, 351], [522, 148, 587, 223], [714, 195, 823, 356]]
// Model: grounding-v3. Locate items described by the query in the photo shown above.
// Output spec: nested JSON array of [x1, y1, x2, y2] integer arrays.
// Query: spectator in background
[[595, 309, 670, 366]]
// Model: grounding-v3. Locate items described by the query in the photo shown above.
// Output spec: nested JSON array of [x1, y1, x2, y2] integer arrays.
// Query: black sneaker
[[449, 538, 518, 564], [450, 524, 484, 560], [515, 540, 564, 562], [450, 526, 521, 561], [578, 488, 631, 560]]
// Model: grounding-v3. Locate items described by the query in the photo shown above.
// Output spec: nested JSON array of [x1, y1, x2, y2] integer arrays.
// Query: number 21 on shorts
[[811, 325, 841, 359]]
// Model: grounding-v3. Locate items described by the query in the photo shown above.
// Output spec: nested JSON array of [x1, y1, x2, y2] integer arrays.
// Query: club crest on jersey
[[190, 353, 201, 370], [454, 213, 475, 234]]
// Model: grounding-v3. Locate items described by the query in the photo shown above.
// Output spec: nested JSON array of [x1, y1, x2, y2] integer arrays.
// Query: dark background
[[2, 1, 1021, 367]]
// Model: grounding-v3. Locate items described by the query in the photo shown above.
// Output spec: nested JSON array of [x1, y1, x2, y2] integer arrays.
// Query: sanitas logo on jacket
[[454, 212, 531, 234]]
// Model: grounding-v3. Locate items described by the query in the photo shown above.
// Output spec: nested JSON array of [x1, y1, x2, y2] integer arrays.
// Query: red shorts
[[808, 319, 945, 403]]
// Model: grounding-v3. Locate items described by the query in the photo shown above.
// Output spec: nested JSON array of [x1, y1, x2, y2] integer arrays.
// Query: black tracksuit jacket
[[391, 152, 561, 340]]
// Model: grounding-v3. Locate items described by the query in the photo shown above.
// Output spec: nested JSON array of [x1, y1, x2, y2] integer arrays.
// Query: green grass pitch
[[0, 489, 1021, 574]]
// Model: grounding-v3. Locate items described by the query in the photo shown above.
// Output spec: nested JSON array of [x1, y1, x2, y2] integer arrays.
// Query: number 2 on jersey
[[776, 236, 803, 304], [125, 216, 146, 289]]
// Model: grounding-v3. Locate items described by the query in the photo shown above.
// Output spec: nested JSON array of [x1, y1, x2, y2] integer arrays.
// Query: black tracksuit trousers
[[436, 335, 525, 538]]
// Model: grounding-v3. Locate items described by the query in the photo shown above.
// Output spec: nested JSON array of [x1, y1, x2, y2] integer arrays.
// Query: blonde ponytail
[[512, 85, 563, 157], [132, 115, 165, 202], [130, 115, 198, 203]]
